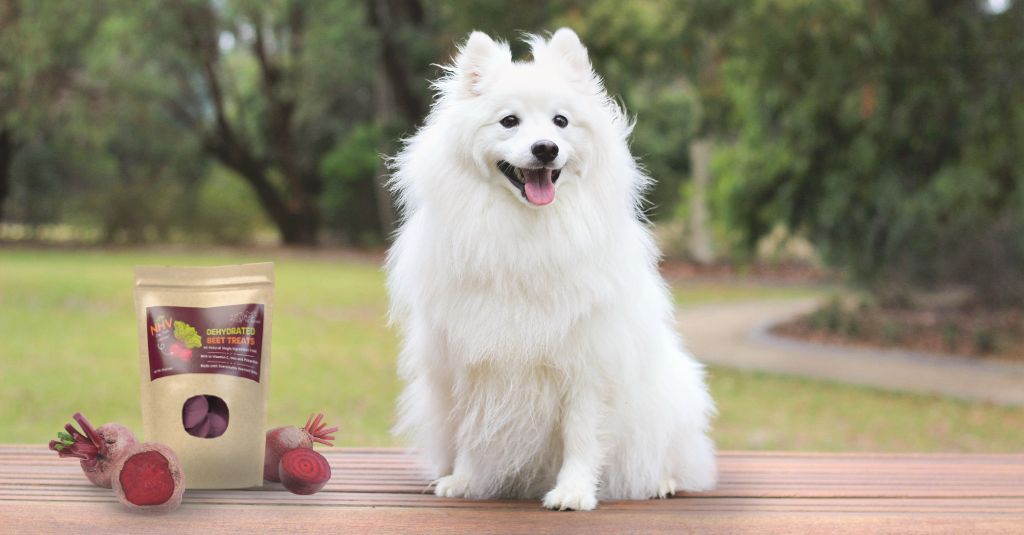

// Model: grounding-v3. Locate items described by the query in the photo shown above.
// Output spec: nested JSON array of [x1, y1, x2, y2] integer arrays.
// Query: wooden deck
[[1, 446, 1021, 533]]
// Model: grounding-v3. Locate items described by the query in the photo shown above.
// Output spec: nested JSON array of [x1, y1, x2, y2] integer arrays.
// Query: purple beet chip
[[183, 395, 210, 429], [205, 411, 228, 438], [206, 395, 229, 418], [190, 415, 212, 437]]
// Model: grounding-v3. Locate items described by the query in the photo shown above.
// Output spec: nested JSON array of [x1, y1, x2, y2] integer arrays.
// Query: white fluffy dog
[[386, 28, 716, 511]]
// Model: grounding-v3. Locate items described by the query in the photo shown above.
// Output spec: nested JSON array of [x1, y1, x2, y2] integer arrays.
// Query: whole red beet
[[48, 412, 138, 488], [112, 442, 185, 513], [264, 413, 337, 482]]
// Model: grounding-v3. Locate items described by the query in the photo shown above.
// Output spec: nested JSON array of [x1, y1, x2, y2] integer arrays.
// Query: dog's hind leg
[[673, 429, 716, 492], [668, 357, 717, 492], [395, 326, 457, 479]]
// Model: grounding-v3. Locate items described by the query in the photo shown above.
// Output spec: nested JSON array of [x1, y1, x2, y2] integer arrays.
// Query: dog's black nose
[[531, 140, 559, 163]]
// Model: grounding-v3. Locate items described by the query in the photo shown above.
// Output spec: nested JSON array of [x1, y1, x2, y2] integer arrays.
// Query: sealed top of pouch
[[134, 263, 275, 289], [133, 262, 274, 489]]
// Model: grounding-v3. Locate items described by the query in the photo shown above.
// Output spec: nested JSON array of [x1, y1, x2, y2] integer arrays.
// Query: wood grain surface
[[1, 446, 1021, 534]]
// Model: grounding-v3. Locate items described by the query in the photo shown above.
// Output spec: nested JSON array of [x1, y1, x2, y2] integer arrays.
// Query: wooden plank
[[5, 449, 1022, 499], [2, 501, 1022, 535], [1, 446, 1021, 534]]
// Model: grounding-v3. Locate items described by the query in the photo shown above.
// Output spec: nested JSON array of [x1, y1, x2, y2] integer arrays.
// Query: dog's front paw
[[543, 481, 598, 511], [433, 473, 471, 498], [656, 477, 677, 499]]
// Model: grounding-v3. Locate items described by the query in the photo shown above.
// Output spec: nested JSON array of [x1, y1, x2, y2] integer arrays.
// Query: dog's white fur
[[386, 29, 716, 511]]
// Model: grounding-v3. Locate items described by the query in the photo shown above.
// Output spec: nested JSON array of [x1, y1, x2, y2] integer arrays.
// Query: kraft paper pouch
[[134, 263, 274, 489]]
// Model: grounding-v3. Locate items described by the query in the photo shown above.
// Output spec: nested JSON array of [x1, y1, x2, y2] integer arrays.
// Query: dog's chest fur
[[416, 200, 625, 367]]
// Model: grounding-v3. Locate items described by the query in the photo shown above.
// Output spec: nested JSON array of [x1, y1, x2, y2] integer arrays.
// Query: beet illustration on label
[[168, 320, 202, 362]]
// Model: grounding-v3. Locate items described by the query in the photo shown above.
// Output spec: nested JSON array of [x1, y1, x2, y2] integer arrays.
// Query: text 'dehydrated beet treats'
[[134, 263, 274, 489]]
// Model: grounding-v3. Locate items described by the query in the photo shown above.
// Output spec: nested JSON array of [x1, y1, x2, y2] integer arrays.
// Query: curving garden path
[[676, 298, 1024, 406]]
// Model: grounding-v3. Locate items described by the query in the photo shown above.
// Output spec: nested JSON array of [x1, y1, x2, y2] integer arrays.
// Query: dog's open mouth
[[498, 161, 561, 206]]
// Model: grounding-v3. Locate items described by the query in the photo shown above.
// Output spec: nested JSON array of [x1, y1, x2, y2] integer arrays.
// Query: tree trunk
[[277, 210, 320, 246], [367, 0, 427, 239], [174, 2, 323, 246], [367, 0, 426, 123], [0, 128, 15, 223], [688, 139, 715, 264], [214, 148, 319, 247]]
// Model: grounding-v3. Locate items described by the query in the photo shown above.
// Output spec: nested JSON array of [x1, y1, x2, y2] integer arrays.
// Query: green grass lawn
[[2, 247, 1022, 452]]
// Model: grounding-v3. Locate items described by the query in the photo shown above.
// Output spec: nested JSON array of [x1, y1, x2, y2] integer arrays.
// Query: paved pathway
[[677, 298, 1024, 406]]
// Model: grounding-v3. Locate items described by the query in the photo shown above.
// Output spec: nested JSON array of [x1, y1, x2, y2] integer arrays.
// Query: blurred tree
[[716, 0, 1024, 304], [366, 0, 431, 237], [154, 0, 357, 244], [564, 0, 739, 261], [90, 0, 413, 245], [0, 0, 103, 226]]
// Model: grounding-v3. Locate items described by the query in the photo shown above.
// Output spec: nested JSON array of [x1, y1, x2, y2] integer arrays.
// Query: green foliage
[[714, 0, 1024, 304], [630, 82, 700, 217], [179, 166, 273, 245], [319, 123, 392, 245], [4, 0, 1023, 308], [565, 0, 704, 220], [173, 320, 203, 349]]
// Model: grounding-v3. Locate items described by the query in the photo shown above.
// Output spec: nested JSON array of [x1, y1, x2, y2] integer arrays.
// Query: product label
[[145, 304, 264, 383]]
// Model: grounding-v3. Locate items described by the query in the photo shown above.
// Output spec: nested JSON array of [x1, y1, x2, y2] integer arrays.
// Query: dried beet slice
[[182, 395, 209, 429], [205, 412, 228, 438], [189, 416, 212, 438], [183, 395, 230, 438]]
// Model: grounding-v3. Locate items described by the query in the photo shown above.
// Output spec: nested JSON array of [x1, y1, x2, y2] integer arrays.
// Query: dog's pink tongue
[[523, 168, 556, 206]]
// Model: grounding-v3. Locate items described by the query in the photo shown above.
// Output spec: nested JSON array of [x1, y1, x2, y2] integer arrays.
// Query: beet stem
[[48, 440, 88, 460], [50, 436, 99, 460], [51, 422, 100, 461], [72, 413, 107, 457], [64, 424, 86, 442], [305, 413, 324, 435]]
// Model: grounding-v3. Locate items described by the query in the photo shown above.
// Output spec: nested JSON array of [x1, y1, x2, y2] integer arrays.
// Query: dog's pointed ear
[[455, 31, 510, 97], [546, 28, 592, 79]]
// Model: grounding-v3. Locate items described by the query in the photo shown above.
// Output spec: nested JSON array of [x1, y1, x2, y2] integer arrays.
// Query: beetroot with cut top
[[263, 413, 337, 482], [278, 448, 331, 495], [112, 442, 185, 513], [48, 412, 137, 488]]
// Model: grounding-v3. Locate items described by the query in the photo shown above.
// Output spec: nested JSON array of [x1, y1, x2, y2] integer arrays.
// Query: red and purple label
[[145, 304, 264, 383]]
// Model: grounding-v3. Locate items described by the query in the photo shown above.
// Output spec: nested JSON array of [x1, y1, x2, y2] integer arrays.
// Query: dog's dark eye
[[553, 115, 569, 128], [500, 115, 519, 128]]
